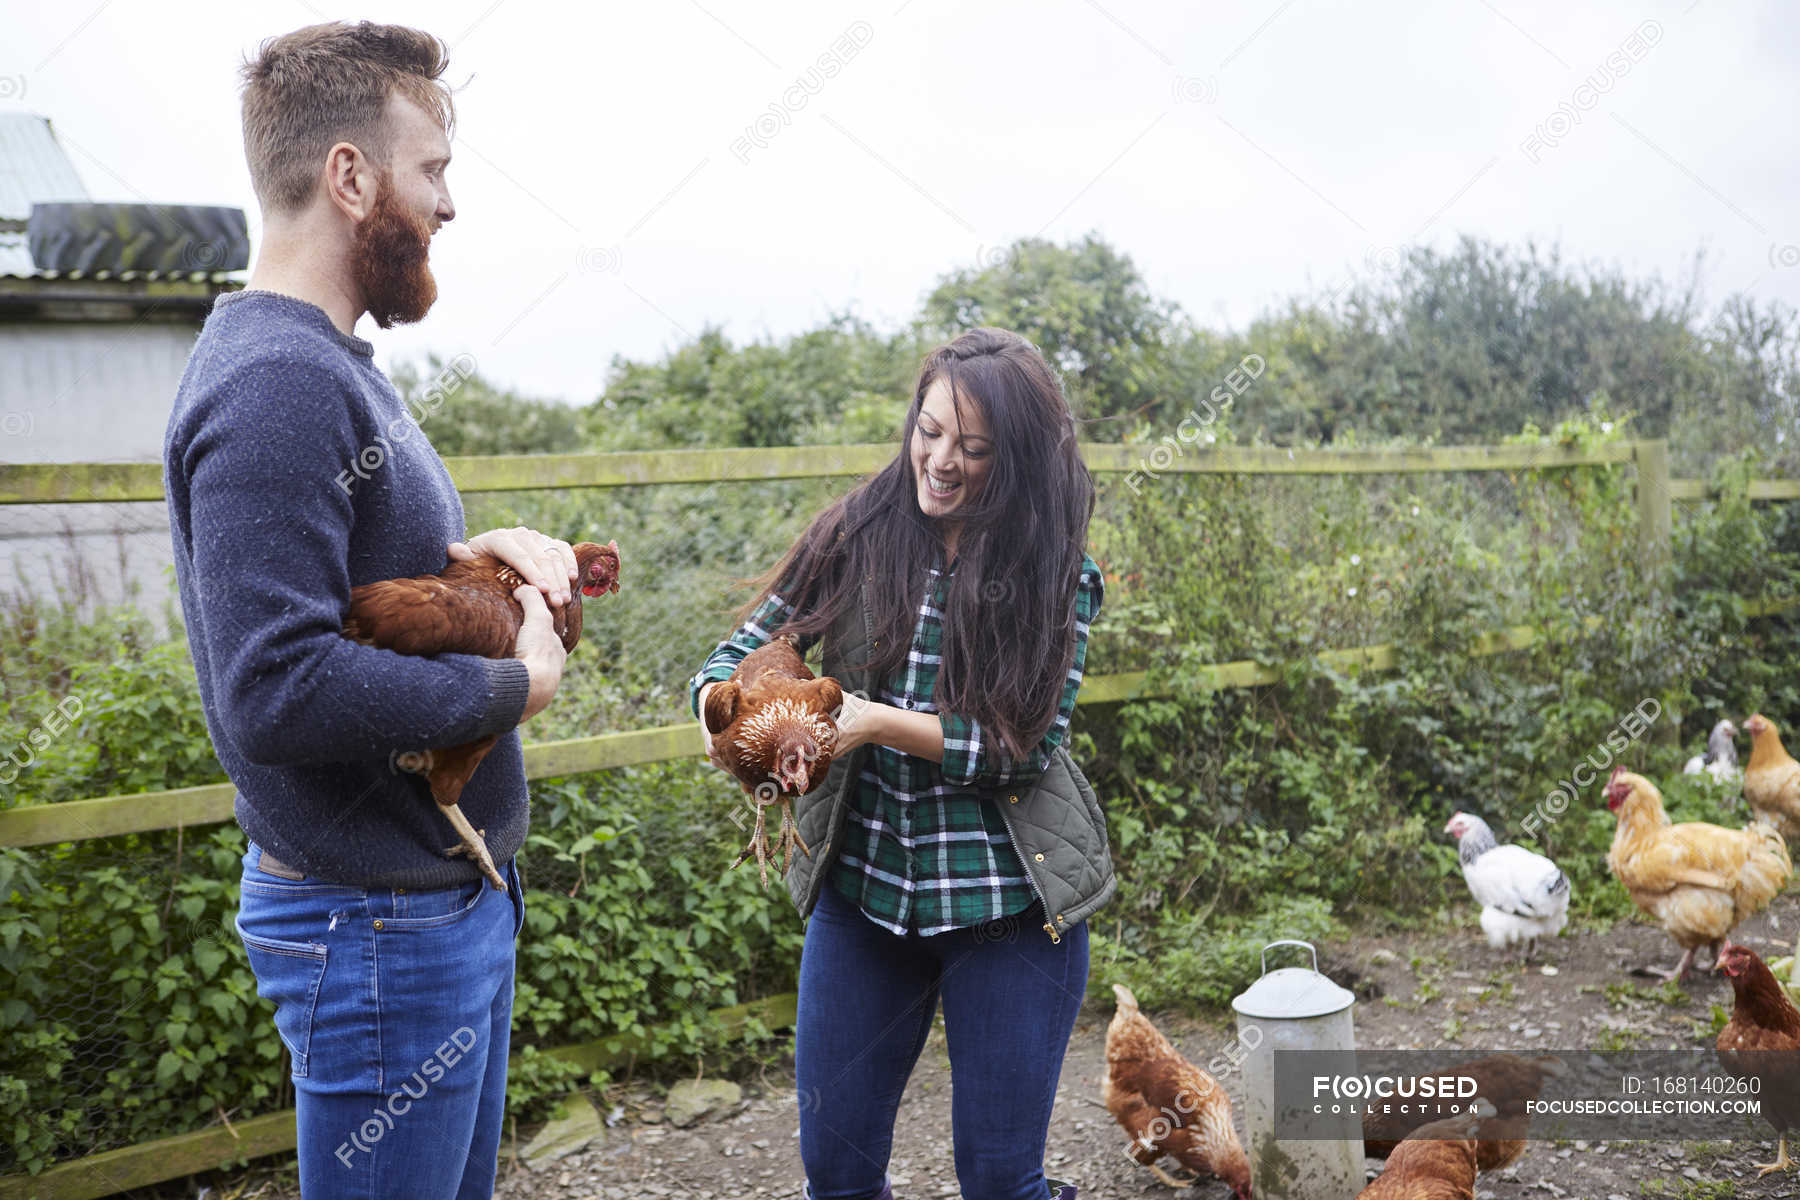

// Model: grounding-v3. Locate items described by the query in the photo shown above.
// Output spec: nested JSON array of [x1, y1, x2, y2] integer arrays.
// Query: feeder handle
[[1259, 939, 1319, 977]]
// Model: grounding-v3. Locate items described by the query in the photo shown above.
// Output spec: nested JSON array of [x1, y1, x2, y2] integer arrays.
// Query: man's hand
[[450, 526, 577, 607], [514, 586, 566, 721]]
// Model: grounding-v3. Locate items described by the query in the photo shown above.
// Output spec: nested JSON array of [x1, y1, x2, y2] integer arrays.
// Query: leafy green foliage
[[920, 235, 1197, 436], [391, 355, 583, 458], [585, 317, 923, 451], [0, 762, 803, 1173], [1216, 238, 1797, 477], [0, 831, 270, 1174], [1, 606, 216, 810]]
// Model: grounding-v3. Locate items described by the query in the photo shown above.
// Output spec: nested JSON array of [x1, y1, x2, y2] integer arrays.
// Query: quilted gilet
[[783, 566, 1117, 943]]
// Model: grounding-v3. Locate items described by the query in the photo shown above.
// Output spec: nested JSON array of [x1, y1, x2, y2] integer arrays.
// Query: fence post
[[1632, 438, 1678, 749], [1633, 439, 1672, 570]]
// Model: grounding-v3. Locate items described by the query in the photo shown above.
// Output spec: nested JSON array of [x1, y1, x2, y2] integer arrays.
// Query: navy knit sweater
[[163, 290, 532, 888]]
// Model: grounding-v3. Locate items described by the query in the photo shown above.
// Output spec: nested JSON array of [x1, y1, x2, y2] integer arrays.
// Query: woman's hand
[[835, 700, 947, 763], [831, 694, 874, 752], [450, 526, 577, 607], [831, 693, 882, 755]]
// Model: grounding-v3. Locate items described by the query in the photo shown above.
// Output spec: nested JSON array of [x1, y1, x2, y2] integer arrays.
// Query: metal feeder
[[1231, 939, 1361, 1200]]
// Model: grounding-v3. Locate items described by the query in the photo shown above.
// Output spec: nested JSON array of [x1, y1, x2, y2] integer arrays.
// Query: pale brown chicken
[[342, 539, 621, 890], [703, 634, 843, 886], [1743, 713, 1800, 844], [1103, 983, 1252, 1198], [1357, 1105, 1494, 1200], [1604, 766, 1791, 981], [1362, 1053, 1562, 1172]]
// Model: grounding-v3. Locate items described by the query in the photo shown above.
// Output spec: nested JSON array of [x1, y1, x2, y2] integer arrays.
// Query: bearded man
[[162, 22, 574, 1198]]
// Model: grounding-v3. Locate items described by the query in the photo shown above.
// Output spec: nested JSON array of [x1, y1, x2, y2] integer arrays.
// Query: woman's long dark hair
[[742, 327, 1095, 759]]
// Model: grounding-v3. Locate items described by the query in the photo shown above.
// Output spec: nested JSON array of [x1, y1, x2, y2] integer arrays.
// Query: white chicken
[[1684, 718, 1742, 786], [1445, 812, 1571, 960]]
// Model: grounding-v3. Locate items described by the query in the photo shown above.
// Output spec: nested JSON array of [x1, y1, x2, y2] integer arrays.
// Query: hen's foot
[[731, 802, 774, 889], [1146, 1163, 1199, 1188], [441, 804, 508, 892], [777, 801, 811, 870], [1651, 947, 1697, 983], [731, 792, 812, 888], [1756, 1135, 1794, 1176]]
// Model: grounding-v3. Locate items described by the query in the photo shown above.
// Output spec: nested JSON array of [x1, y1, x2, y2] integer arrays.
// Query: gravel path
[[225, 895, 1800, 1200]]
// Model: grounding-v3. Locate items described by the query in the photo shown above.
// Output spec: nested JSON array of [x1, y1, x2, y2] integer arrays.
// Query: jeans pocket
[[373, 877, 488, 930], [235, 923, 328, 1078]]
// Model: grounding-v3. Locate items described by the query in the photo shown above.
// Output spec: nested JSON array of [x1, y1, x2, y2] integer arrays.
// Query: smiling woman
[[912, 375, 994, 535], [689, 327, 1109, 1200]]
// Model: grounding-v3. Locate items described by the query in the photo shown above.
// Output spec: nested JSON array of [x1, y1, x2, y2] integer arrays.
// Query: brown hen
[[703, 634, 843, 886], [341, 539, 621, 890], [1103, 983, 1251, 1197], [1716, 942, 1800, 1176], [1357, 1106, 1493, 1200], [1362, 1053, 1561, 1172]]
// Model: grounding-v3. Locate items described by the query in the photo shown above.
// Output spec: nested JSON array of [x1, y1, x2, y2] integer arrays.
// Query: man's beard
[[352, 172, 438, 329]]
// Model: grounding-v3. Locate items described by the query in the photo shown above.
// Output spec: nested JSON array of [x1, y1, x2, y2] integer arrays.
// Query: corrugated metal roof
[[0, 113, 89, 222]]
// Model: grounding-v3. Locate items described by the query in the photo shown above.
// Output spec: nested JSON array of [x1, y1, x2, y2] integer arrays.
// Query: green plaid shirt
[[689, 551, 1103, 935]]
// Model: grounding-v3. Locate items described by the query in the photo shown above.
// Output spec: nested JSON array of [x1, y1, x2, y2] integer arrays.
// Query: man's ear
[[323, 141, 377, 223]]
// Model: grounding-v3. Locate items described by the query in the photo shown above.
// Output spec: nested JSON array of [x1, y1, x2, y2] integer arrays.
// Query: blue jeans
[[796, 882, 1089, 1200], [234, 843, 524, 1200]]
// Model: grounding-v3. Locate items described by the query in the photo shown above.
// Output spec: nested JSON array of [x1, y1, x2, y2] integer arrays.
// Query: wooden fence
[[0, 438, 1793, 1199]]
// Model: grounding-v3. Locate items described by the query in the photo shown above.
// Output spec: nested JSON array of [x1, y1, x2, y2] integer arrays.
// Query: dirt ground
[[212, 896, 1800, 1200]]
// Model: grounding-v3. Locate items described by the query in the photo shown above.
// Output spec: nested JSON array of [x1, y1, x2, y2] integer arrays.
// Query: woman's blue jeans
[[796, 881, 1090, 1200], [234, 843, 524, 1199]]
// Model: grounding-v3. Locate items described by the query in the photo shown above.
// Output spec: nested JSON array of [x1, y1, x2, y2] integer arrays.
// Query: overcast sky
[[5, 0, 1797, 404]]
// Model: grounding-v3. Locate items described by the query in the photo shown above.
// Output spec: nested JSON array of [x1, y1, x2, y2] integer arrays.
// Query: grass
[[1476, 970, 1518, 1006], [1682, 1141, 1734, 1165], [1596, 1026, 1646, 1054], [1594, 980, 1695, 1009]]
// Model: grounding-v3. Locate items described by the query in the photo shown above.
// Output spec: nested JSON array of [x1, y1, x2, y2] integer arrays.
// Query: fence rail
[[4, 436, 1795, 1198], [0, 438, 1762, 504]]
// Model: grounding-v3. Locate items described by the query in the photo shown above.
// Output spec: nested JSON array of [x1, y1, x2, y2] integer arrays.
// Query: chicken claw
[[778, 800, 811, 864], [441, 802, 508, 892], [1146, 1163, 1201, 1189], [732, 799, 773, 888], [1649, 946, 1699, 983], [731, 788, 811, 890]]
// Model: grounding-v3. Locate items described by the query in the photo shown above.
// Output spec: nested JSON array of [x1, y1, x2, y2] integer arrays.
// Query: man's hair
[[240, 21, 455, 215]]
